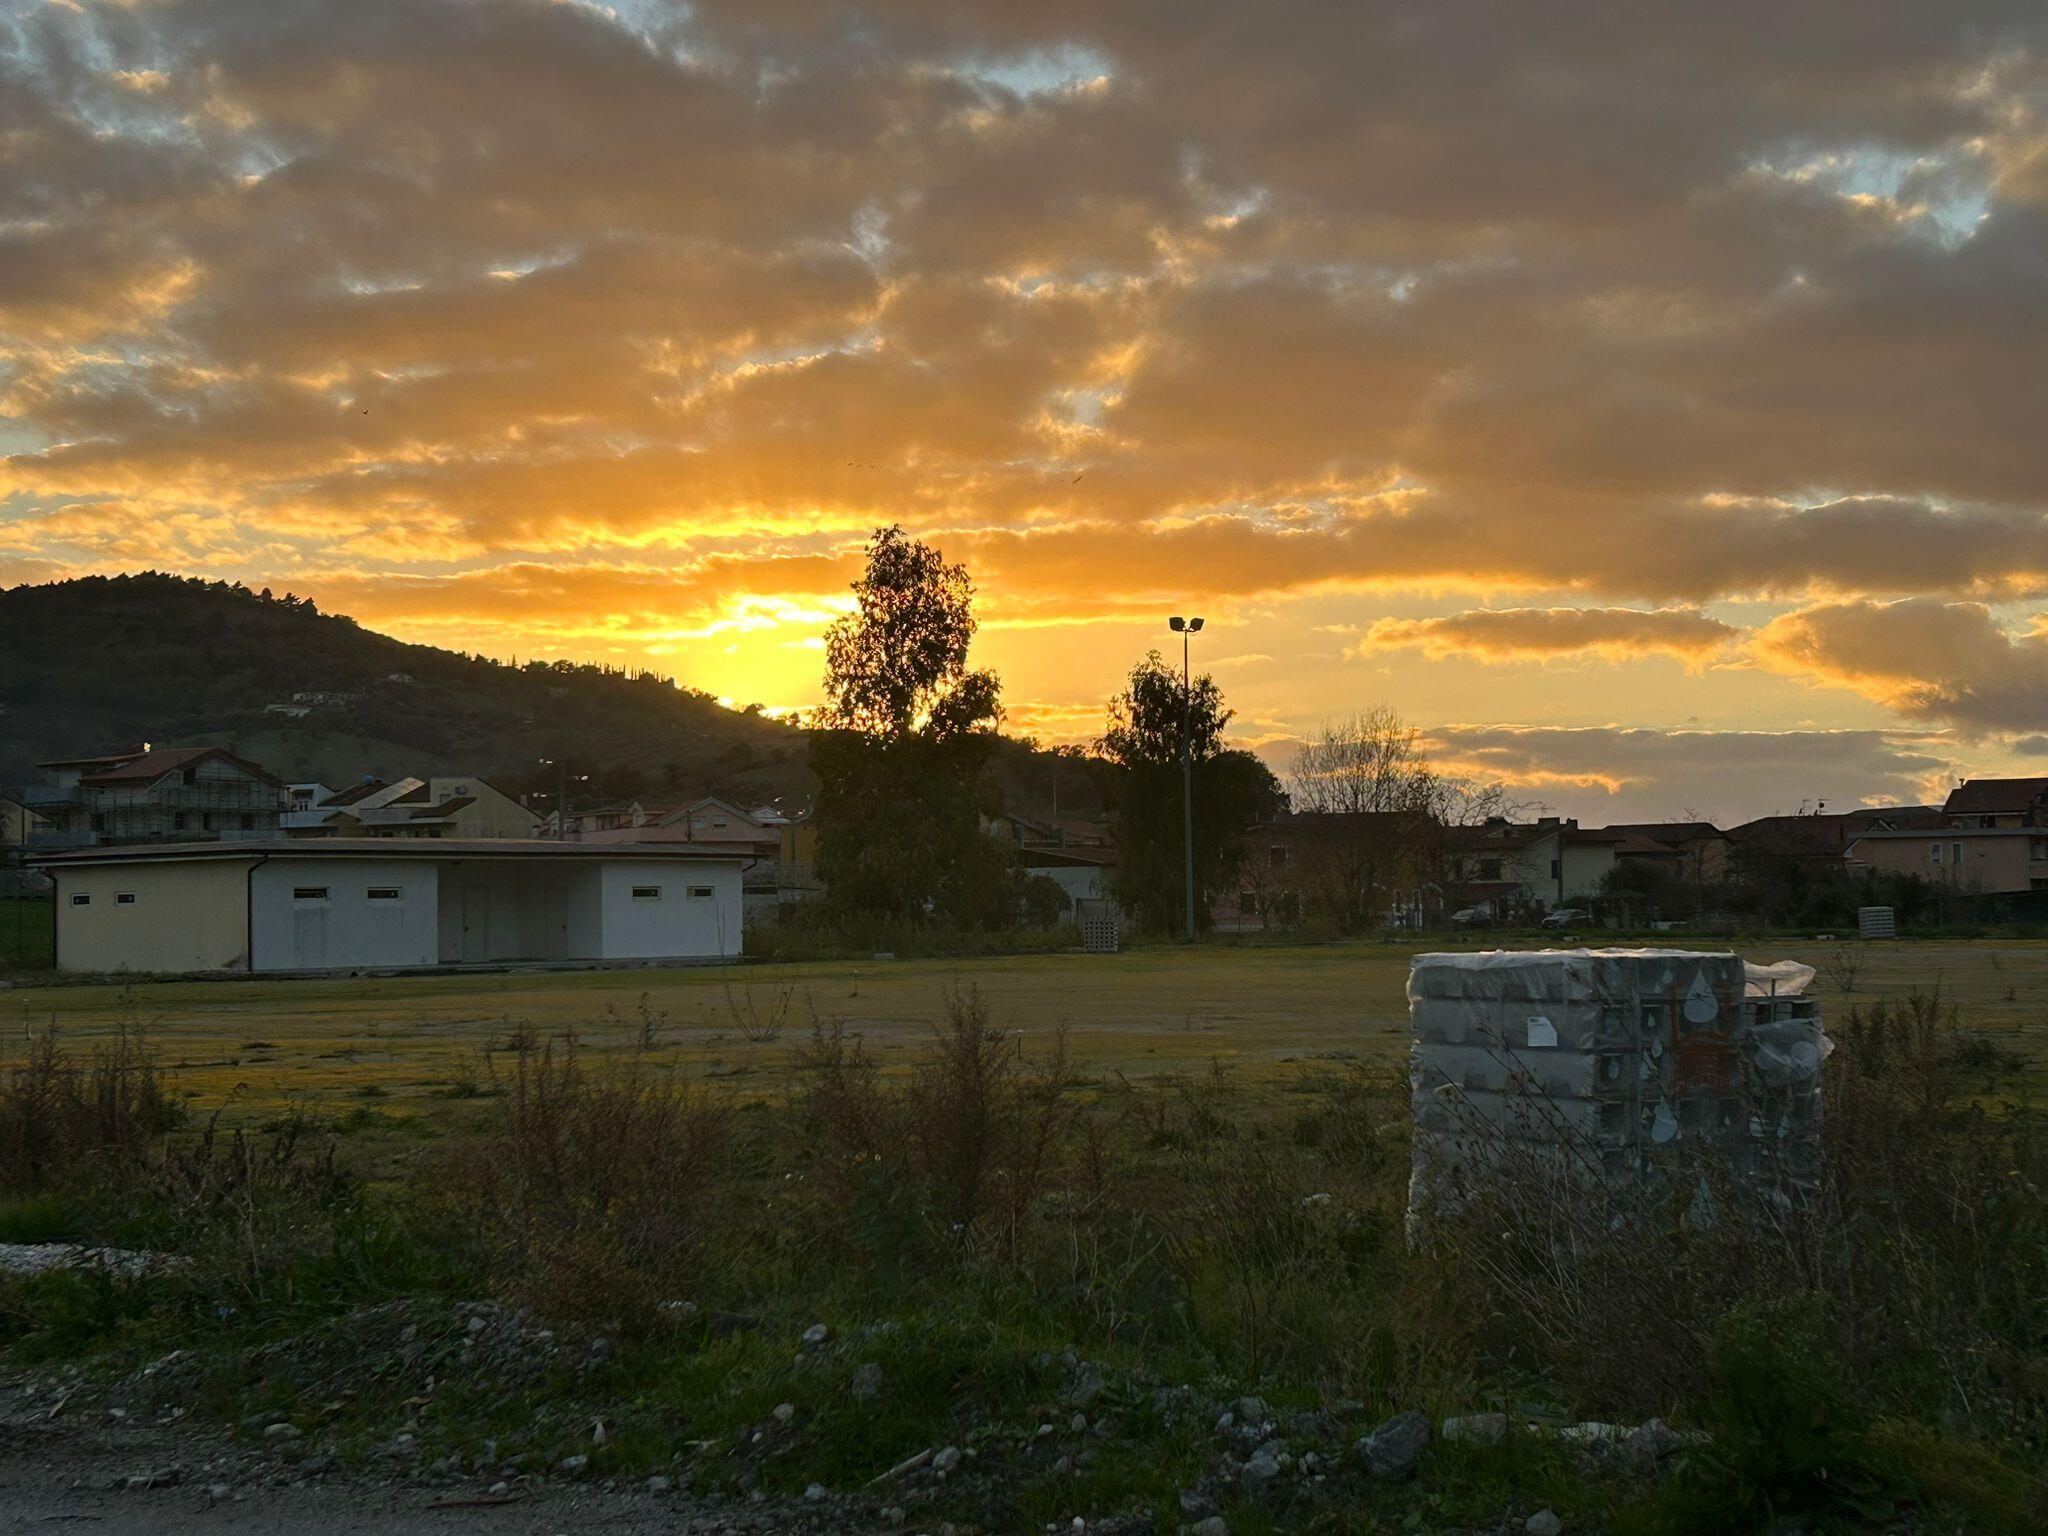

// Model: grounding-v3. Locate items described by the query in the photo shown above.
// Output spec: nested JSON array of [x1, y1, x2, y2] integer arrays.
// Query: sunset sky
[[4, 1, 2048, 822]]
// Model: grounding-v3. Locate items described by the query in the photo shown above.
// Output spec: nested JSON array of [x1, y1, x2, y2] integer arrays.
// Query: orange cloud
[[1355, 606, 1739, 669], [1750, 598, 2048, 731]]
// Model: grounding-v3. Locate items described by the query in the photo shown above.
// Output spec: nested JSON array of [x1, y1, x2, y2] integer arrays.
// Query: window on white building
[[115, 892, 136, 906], [293, 886, 329, 900], [688, 886, 714, 900], [366, 887, 402, 900], [69, 892, 90, 907], [631, 885, 662, 900]]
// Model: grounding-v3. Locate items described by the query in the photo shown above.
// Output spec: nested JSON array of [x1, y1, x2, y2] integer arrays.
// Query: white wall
[[437, 861, 603, 962], [1559, 841, 1616, 902], [1026, 864, 1107, 911], [597, 859, 743, 959], [250, 857, 441, 971]]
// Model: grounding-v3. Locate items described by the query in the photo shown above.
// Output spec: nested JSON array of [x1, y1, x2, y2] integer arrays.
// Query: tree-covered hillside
[[0, 573, 812, 807], [0, 573, 1102, 823]]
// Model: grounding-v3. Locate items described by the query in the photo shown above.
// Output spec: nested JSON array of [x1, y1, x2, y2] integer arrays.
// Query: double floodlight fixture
[[1168, 615, 1205, 633]]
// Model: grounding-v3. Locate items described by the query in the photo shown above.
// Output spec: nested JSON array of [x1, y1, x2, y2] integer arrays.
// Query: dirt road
[[0, 1406, 893, 1536]]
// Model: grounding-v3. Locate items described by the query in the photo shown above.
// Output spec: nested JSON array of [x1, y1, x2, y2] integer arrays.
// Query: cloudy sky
[[4, 0, 2048, 822]]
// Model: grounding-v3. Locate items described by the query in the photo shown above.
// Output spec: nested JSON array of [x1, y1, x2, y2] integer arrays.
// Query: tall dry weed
[[0, 1024, 179, 1194], [447, 1030, 731, 1326]]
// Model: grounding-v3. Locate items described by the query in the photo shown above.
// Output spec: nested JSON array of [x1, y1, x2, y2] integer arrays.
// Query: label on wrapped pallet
[[1525, 1016, 1557, 1047], [1650, 1098, 1678, 1143], [1683, 969, 1719, 1025]]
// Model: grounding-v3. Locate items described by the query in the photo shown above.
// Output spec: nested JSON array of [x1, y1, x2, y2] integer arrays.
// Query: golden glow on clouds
[[4, 0, 2048, 817]]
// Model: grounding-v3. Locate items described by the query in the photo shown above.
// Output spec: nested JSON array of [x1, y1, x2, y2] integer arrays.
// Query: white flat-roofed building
[[30, 839, 747, 976]]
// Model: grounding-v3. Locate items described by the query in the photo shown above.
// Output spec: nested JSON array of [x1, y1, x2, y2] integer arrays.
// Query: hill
[[0, 573, 1101, 822]]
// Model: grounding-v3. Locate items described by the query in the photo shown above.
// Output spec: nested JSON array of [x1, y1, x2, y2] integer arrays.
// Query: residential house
[[1942, 777, 2048, 829], [1725, 806, 1944, 873], [1450, 817, 1628, 916], [1, 792, 48, 852], [1593, 821, 1731, 884], [1845, 826, 2048, 895], [1220, 811, 1411, 930], [990, 813, 1119, 915], [575, 796, 782, 855], [285, 777, 541, 839], [27, 745, 286, 849]]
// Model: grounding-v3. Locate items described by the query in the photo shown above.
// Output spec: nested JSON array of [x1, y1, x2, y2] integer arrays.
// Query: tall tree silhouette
[[811, 527, 1012, 927]]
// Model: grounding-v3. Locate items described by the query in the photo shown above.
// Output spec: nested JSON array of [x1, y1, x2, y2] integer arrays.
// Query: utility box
[[1077, 898, 1119, 954], [1407, 949, 1825, 1223], [1858, 906, 1897, 940]]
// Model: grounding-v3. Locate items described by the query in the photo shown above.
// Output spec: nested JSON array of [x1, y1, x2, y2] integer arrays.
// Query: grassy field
[[7, 934, 2044, 1133]]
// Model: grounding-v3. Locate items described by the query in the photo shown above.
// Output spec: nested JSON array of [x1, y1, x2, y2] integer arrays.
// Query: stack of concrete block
[[1407, 949, 1825, 1220]]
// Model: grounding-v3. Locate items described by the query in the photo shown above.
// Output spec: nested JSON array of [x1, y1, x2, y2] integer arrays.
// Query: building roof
[[323, 779, 389, 807], [29, 838, 750, 868], [1847, 826, 2040, 844], [72, 746, 284, 789], [38, 744, 154, 771], [1604, 832, 1686, 857], [1943, 777, 2048, 816], [1595, 821, 1727, 842], [1726, 806, 1943, 850]]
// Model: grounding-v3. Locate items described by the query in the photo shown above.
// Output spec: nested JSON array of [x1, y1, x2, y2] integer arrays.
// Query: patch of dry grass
[[4, 939, 2043, 1145]]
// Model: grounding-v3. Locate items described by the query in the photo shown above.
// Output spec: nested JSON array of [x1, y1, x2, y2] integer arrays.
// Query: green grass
[[5, 935, 2044, 1131]]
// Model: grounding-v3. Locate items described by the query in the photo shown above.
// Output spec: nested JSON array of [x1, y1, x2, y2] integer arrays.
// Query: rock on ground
[[1356, 1410, 1431, 1477]]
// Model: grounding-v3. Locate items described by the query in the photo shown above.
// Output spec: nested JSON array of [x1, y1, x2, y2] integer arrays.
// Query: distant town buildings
[[285, 777, 540, 839], [1841, 775, 2048, 893], [22, 745, 286, 849], [9, 735, 2048, 969]]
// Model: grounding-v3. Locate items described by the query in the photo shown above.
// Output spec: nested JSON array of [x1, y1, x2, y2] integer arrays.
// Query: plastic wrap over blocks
[[1407, 949, 1826, 1221]]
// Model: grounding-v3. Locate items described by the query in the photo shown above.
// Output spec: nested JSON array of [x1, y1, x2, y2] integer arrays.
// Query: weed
[[0, 1024, 179, 1195], [444, 1029, 731, 1327], [723, 970, 795, 1045]]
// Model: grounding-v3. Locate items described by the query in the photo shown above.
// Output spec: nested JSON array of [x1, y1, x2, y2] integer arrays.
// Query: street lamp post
[[1169, 614, 1204, 941], [538, 757, 591, 840]]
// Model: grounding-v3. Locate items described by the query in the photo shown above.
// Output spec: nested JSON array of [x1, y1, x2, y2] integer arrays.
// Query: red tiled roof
[[74, 746, 283, 789]]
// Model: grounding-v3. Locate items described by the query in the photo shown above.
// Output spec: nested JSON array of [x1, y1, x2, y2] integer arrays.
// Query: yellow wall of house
[[429, 779, 541, 838], [1, 798, 43, 846], [1851, 835, 2039, 894], [50, 859, 253, 974]]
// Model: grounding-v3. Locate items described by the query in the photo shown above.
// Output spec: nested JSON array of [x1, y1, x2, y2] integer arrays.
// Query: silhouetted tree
[[1095, 650, 1279, 934], [1288, 707, 1439, 934], [810, 527, 1013, 927]]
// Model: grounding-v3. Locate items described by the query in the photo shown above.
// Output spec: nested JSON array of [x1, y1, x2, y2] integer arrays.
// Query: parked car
[[1541, 907, 1591, 929], [1449, 905, 1493, 927]]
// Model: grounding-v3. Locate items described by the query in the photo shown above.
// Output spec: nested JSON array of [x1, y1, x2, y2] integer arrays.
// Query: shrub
[[445, 1030, 731, 1327], [792, 988, 1091, 1268], [0, 1025, 179, 1196], [1630, 1298, 1902, 1534]]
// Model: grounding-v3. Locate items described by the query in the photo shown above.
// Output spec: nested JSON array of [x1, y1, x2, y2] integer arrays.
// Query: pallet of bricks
[[1406, 949, 1826, 1223]]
